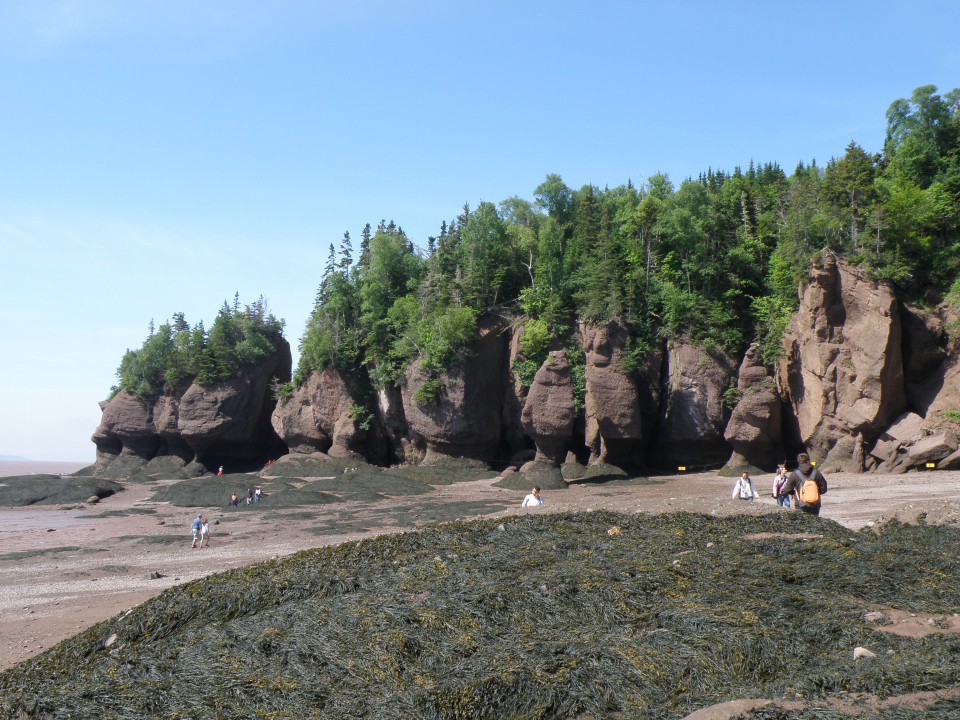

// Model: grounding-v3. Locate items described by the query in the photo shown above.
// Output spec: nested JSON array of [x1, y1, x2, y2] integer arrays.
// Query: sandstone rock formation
[[271, 366, 365, 457], [653, 339, 736, 470], [579, 322, 659, 469], [520, 351, 575, 465], [777, 254, 907, 471], [723, 344, 783, 471], [177, 345, 291, 466], [401, 319, 507, 464], [93, 340, 292, 472]]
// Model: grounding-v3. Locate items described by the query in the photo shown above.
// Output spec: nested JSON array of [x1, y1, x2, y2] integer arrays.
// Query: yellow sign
[[677, 466, 686, 472], [926, 462, 936, 469]]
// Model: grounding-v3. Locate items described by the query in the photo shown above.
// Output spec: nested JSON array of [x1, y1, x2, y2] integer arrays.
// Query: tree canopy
[[114, 295, 285, 397], [117, 86, 960, 402]]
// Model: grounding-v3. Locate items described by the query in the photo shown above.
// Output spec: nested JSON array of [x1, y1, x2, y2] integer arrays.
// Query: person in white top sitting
[[732, 472, 758, 501], [521, 486, 543, 507]]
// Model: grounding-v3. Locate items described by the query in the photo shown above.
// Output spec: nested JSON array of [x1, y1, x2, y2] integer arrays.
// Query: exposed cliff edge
[[91, 256, 960, 477]]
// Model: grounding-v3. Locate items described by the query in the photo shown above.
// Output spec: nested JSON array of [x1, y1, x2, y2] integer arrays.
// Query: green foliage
[[273, 381, 293, 406], [511, 358, 540, 389], [348, 403, 374, 431], [412, 377, 445, 406], [285, 85, 960, 404], [114, 297, 284, 397], [722, 381, 743, 411], [566, 342, 587, 413]]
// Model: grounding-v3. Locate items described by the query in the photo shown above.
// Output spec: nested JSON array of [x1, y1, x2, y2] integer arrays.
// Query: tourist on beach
[[779, 453, 828, 516], [732, 471, 758, 501], [772, 466, 791, 508], [521, 486, 543, 507], [217, 465, 224, 476], [246, 489, 253, 505], [254, 487, 262, 503], [230, 492, 239, 507], [190, 513, 203, 548], [198, 517, 211, 548]]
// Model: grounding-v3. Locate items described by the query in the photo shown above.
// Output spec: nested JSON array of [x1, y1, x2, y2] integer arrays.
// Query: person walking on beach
[[190, 513, 203, 548], [732, 471, 758, 501], [521, 486, 543, 507], [198, 517, 211, 548], [779, 453, 828, 516], [772, 466, 791, 508], [254, 487, 262, 503], [217, 465, 224, 476], [230, 492, 239, 507]]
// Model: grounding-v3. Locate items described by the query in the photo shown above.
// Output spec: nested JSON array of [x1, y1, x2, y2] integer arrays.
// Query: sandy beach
[[1, 466, 958, 673]]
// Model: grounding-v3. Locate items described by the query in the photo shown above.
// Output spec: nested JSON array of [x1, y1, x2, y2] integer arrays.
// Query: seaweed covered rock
[[8, 512, 960, 719], [0, 475, 123, 506], [777, 254, 907, 469]]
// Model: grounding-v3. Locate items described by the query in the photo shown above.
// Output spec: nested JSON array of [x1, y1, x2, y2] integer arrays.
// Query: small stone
[[853, 646, 876, 661]]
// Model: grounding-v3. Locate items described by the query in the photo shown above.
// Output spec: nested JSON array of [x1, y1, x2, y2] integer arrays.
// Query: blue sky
[[1, 0, 957, 461]]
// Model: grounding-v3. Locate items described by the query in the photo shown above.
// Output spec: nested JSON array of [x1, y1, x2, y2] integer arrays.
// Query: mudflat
[[1, 468, 958, 672]]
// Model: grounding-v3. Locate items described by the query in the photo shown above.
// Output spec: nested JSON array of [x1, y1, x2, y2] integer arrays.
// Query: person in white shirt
[[521, 486, 543, 507], [732, 472, 758, 501]]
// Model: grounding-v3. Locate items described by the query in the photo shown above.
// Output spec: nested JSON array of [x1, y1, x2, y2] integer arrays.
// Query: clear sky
[[1, 1, 957, 461]]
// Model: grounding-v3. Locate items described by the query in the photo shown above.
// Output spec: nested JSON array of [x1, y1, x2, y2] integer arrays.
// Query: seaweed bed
[[2, 511, 960, 719], [0, 475, 123, 506]]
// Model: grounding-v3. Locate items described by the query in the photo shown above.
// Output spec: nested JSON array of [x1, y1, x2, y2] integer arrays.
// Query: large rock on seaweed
[[653, 338, 736, 471], [776, 254, 907, 469], [271, 367, 366, 458], [579, 322, 660, 470], [723, 344, 783, 472], [520, 350, 575, 465], [401, 318, 507, 464]]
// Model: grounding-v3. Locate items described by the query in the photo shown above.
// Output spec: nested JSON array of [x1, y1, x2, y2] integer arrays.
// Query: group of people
[[732, 453, 828, 516], [229, 488, 262, 506]]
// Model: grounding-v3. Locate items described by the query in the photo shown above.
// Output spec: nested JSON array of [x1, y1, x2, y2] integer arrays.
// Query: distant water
[[0, 460, 91, 478]]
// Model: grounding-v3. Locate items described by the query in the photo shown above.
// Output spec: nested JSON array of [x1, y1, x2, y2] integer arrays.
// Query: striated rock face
[[723, 344, 783, 471], [776, 254, 907, 469], [654, 339, 736, 470], [401, 319, 507, 464], [92, 340, 292, 472], [521, 351, 575, 465], [579, 322, 660, 469], [178, 345, 291, 466], [271, 367, 365, 457], [91, 392, 160, 471]]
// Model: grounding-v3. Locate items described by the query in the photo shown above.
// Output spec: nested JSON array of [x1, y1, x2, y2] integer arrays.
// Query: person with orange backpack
[[779, 452, 828, 516]]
